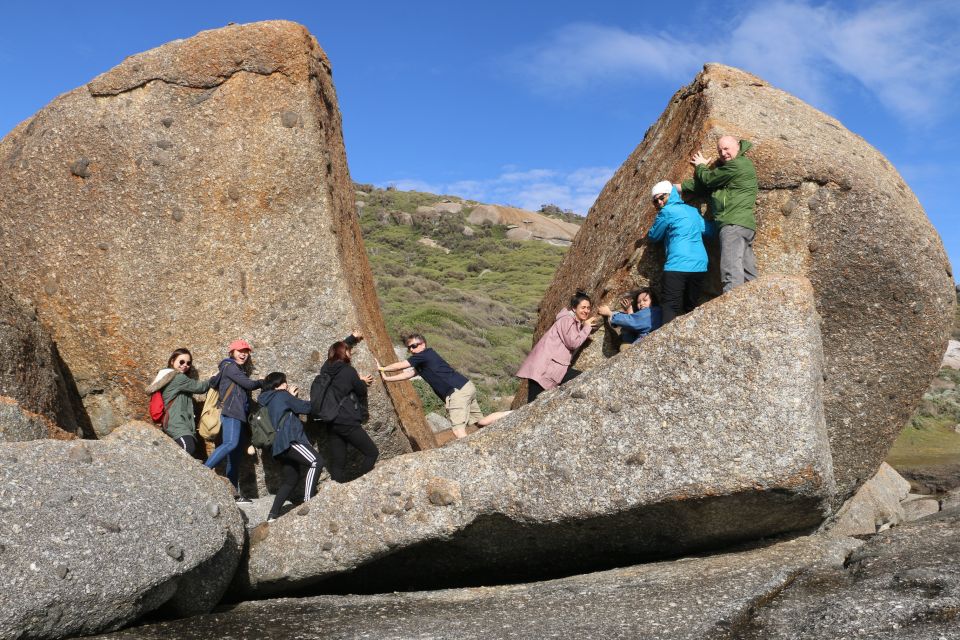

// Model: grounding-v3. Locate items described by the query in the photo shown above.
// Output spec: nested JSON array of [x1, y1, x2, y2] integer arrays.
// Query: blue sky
[[2, 1, 958, 275]]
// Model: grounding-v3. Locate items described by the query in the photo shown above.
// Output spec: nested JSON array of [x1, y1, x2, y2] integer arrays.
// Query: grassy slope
[[886, 291, 960, 470], [358, 187, 572, 414]]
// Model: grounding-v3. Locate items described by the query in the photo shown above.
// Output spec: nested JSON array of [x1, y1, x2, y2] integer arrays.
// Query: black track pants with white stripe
[[270, 442, 324, 518]]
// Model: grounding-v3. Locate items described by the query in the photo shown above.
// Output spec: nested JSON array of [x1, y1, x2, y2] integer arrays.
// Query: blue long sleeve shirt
[[610, 306, 663, 344]]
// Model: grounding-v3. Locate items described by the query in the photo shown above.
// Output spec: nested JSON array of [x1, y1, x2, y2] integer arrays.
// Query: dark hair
[[327, 341, 352, 364], [166, 348, 192, 369], [628, 287, 659, 309], [402, 333, 426, 348], [263, 371, 286, 390], [568, 291, 592, 309]]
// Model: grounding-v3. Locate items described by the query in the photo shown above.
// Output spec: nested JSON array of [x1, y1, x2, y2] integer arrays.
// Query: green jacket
[[680, 139, 757, 231], [155, 371, 211, 440]]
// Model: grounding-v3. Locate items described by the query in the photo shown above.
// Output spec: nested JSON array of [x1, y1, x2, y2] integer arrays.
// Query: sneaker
[[267, 514, 278, 522], [235, 494, 253, 504]]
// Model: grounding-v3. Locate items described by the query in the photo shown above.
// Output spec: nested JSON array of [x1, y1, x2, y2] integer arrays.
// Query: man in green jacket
[[677, 136, 758, 292]]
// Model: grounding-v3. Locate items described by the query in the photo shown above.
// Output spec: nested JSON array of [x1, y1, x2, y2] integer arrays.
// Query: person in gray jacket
[[260, 371, 324, 522], [205, 339, 263, 503]]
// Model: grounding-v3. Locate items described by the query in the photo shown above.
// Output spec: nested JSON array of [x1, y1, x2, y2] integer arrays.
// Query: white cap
[[651, 181, 672, 197]]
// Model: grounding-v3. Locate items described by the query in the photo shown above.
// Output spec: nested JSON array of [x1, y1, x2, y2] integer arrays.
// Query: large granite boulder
[[0, 283, 88, 437], [91, 535, 862, 640], [0, 21, 433, 451], [0, 422, 244, 639], [522, 64, 955, 506], [238, 276, 836, 596]]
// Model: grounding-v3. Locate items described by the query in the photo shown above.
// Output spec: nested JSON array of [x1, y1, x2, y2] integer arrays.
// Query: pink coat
[[516, 309, 593, 390]]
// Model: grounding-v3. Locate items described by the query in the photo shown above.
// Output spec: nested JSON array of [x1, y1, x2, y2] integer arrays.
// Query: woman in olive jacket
[[145, 348, 215, 457]]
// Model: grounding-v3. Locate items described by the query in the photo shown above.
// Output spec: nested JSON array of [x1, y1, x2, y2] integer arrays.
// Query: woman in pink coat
[[516, 291, 599, 403]]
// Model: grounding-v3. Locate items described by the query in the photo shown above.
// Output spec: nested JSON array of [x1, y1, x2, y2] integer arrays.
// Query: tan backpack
[[198, 382, 235, 441]]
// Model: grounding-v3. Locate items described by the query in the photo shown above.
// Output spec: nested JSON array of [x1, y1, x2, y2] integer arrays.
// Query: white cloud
[[382, 165, 615, 215], [507, 1, 960, 122]]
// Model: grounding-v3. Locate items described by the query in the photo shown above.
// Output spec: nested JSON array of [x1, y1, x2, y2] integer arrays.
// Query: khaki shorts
[[445, 380, 483, 431]]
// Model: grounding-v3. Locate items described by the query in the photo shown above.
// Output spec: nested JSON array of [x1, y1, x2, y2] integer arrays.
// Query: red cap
[[228, 339, 252, 353]]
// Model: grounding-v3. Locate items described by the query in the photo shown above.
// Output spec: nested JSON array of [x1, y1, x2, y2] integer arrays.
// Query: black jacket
[[316, 360, 369, 427]]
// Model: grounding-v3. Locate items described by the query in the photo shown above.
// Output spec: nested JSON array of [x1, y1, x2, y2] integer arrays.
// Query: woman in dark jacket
[[260, 372, 325, 522], [145, 348, 215, 457], [314, 334, 378, 483], [205, 339, 263, 503]]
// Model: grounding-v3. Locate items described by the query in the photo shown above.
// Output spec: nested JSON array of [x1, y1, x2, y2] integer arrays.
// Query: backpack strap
[[160, 393, 178, 430], [215, 362, 238, 409]]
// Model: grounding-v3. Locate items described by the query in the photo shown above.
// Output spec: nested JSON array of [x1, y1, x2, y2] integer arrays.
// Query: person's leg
[[268, 452, 300, 519], [224, 422, 244, 491], [289, 442, 322, 501], [204, 416, 241, 478], [328, 426, 349, 483], [340, 426, 379, 477], [719, 225, 748, 293], [445, 386, 470, 438], [660, 271, 684, 324], [742, 228, 758, 284], [560, 368, 581, 385], [174, 435, 197, 457], [477, 410, 512, 427], [683, 272, 705, 315], [527, 379, 545, 403]]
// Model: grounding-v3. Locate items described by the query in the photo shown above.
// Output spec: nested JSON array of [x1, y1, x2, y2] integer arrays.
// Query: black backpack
[[310, 370, 352, 422]]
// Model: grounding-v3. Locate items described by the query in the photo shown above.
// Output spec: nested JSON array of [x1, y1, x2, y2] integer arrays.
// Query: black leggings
[[328, 423, 379, 483], [174, 434, 197, 457], [270, 442, 324, 518], [527, 369, 582, 404]]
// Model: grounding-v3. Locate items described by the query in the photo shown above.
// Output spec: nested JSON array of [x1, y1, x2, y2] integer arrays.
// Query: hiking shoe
[[235, 494, 253, 504]]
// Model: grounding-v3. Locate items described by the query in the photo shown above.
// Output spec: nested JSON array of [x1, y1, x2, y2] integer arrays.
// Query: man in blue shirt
[[597, 288, 663, 345], [378, 333, 482, 439]]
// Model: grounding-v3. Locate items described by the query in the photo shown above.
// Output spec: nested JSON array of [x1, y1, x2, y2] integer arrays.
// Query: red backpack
[[149, 391, 176, 427]]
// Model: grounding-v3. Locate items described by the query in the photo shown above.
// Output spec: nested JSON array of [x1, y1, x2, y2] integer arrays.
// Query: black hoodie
[[314, 359, 369, 427]]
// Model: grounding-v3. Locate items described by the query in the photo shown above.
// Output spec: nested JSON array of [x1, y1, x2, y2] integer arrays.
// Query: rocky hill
[[355, 185, 581, 413]]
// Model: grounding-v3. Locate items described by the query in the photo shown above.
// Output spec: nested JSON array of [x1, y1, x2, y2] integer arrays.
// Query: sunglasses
[[176, 358, 192, 367], [406, 342, 423, 351]]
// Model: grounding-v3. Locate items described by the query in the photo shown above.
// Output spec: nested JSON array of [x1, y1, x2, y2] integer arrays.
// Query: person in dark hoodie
[[205, 339, 263, 504], [314, 332, 378, 483], [145, 348, 217, 457], [260, 371, 324, 522], [676, 136, 758, 293]]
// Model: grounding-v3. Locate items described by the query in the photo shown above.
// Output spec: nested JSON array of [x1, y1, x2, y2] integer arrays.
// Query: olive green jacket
[[680, 139, 757, 231], [149, 371, 211, 441]]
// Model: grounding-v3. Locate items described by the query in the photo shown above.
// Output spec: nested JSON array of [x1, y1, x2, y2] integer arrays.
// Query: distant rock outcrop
[[523, 64, 955, 507], [0, 422, 244, 639], [0, 21, 434, 452], [238, 276, 835, 596], [467, 204, 580, 245]]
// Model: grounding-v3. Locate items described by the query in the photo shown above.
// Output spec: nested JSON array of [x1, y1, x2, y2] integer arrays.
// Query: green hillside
[[357, 185, 576, 414]]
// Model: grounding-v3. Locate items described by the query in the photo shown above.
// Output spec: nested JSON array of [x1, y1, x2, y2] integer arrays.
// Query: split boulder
[[526, 63, 955, 506], [239, 276, 836, 596]]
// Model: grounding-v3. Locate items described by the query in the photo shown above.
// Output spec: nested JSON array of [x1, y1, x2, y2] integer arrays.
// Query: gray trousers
[[719, 224, 758, 292]]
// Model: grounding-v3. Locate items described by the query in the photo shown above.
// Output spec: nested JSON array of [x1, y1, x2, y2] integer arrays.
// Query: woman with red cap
[[205, 339, 263, 503]]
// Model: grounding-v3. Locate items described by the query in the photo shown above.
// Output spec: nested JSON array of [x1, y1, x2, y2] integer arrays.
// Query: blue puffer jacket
[[647, 187, 711, 273], [258, 389, 313, 457]]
